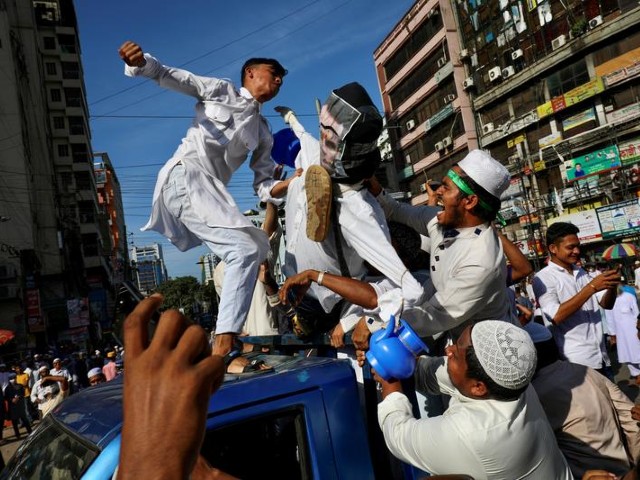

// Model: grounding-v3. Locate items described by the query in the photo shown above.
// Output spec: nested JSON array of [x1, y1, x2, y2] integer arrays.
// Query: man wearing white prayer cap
[[525, 320, 640, 478], [302, 149, 518, 340], [87, 367, 106, 386], [376, 320, 573, 479]]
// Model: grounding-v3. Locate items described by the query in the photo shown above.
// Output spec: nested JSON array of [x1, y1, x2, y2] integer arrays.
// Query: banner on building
[[564, 145, 621, 182], [619, 137, 640, 166], [548, 210, 602, 243], [563, 78, 604, 107], [606, 102, 640, 125], [596, 199, 640, 240], [67, 298, 90, 328], [538, 131, 563, 149], [562, 107, 596, 132], [596, 47, 640, 86]]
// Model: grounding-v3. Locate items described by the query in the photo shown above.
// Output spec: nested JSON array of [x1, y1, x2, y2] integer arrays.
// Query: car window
[[201, 408, 311, 479], [0, 416, 99, 480]]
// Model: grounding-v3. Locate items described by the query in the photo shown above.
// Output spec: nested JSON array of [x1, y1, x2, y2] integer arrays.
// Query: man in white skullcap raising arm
[[374, 321, 573, 479]]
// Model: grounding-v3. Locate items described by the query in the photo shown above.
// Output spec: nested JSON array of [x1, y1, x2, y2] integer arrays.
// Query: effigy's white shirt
[[282, 116, 424, 314], [125, 54, 281, 251]]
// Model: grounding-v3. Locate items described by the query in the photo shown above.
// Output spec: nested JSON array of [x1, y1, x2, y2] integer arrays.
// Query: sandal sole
[[305, 165, 332, 242]]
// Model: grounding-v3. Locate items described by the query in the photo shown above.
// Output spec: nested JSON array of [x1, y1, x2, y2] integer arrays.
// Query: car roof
[[52, 355, 353, 449]]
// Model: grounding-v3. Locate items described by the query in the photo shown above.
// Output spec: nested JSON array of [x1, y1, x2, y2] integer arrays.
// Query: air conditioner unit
[[502, 66, 515, 78], [443, 94, 456, 104], [442, 136, 452, 148], [435, 141, 445, 152], [405, 154, 412, 164], [589, 15, 603, 28], [511, 49, 524, 60], [482, 123, 495, 135], [551, 35, 566, 51], [406, 119, 416, 131], [427, 7, 439, 18], [419, 183, 428, 193], [459, 48, 470, 60], [437, 56, 447, 68], [488, 66, 502, 82], [463, 77, 475, 90]]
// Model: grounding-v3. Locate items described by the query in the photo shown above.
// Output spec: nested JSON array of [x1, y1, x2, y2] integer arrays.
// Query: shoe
[[305, 165, 332, 242]]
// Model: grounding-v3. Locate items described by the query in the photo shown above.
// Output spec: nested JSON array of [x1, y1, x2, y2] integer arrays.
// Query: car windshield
[[0, 415, 99, 479]]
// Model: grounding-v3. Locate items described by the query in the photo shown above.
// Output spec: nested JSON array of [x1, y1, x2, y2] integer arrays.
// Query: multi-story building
[[0, 0, 115, 349], [94, 153, 128, 285], [376, 0, 640, 267], [198, 253, 220, 286], [130, 243, 168, 294]]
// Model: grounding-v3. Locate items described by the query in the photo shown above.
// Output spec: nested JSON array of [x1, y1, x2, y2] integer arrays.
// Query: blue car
[[1, 354, 380, 479]]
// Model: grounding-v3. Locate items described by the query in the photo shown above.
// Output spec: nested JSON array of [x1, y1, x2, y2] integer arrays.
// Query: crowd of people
[[0, 348, 120, 444], [4, 42, 634, 479]]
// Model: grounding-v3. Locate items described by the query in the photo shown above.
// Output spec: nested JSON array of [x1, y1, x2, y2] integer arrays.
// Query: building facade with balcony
[[374, 0, 481, 204], [376, 0, 640, 267], [0, 0, 113, 350]]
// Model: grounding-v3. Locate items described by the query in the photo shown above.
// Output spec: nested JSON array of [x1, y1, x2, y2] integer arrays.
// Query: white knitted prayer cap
[[458, 150, 510, 200], [471, 320, 537, 390]]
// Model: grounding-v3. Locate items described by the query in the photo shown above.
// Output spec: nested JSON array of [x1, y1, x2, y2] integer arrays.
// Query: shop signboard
[[563, 77, 604, 107], [619, 136, 640, 166], [548, 210, 602, 243], [538, 131, 563, 149], [551, 95, 566, 113], [562, 107, 596, 132], [596, 198, 640, 240], [564, 145, 621, 182], [606, 102, 640, 125], [424, 104, 454, 132], [536, 101, 553, 119], [67, 297, 90, 328]]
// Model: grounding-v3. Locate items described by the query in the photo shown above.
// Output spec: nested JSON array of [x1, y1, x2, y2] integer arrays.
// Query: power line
[[89, 1, 322, 107], [91, 0, 355, 118]]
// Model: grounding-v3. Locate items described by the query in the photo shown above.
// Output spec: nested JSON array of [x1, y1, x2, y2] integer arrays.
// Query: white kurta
[[282, 115, 424, 314], [124, 54, 281, 251], [606, 290, 640, 364], [533, 263, 608, 369], [375, 193, 513, 337], [378, 356, 573, 480]]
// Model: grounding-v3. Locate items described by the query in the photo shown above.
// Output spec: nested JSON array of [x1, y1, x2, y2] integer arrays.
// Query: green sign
[[564, 145, 620, 182]]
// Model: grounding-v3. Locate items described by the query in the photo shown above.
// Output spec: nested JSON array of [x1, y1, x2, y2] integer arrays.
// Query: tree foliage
[[155, 276, 218, 320]]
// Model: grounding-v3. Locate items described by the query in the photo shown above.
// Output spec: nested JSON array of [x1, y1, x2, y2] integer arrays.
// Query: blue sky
[[75, 0, 414, 279]]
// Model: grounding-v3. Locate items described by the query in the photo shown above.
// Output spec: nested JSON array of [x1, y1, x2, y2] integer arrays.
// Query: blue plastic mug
[[366, 316, 428, 381]]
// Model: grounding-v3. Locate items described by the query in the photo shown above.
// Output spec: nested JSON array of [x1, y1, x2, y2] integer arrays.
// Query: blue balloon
[[271, 128, 301, 168]]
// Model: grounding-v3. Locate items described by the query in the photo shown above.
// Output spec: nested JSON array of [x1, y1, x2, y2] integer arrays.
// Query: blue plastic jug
[[366, 316, 428, 381]]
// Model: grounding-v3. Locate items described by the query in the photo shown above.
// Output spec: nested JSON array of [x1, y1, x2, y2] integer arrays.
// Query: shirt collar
[[547, 260, 581, 276], [239, 87, 261, 110]]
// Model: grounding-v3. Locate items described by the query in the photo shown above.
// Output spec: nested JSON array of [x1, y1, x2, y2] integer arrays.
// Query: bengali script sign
[[424, 104, 454, 132], [596, 199, 640, 240], [619, 137, 640, 166], [606, 102, 640, 125], [564, 145, 621, 182], [548, 210, 602, 243], [562, 107, 596, 132], [564, 77, 604, 107]]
